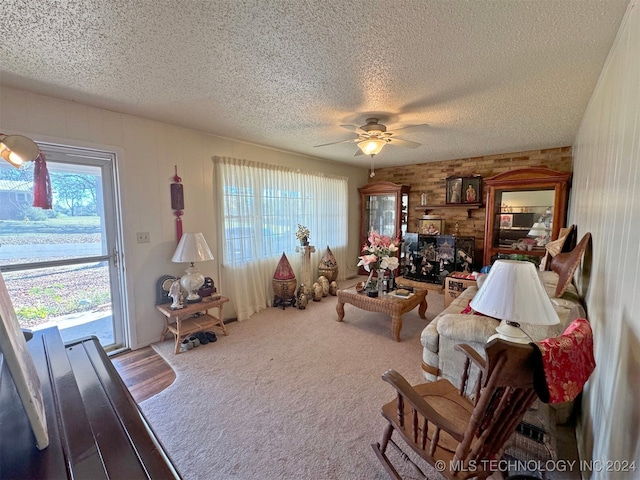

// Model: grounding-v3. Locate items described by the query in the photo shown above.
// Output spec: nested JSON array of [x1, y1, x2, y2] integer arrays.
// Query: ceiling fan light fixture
[[357, 138, 386, 157]]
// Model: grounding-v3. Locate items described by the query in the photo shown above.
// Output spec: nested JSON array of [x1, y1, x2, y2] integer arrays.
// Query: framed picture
[[462, 176, 482, 204], [446, 177, 463, 204], [500, 214, 513, 228], [417, 217, 444, 235]]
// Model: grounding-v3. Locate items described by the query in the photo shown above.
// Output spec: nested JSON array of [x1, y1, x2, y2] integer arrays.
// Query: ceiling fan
[[314, 118, 426, 157]]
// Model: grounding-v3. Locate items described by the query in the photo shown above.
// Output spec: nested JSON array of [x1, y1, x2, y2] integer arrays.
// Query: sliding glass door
[[0, 143, 126, 351]]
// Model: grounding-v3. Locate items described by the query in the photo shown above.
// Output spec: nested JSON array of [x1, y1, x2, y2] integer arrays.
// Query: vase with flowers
[[357, 230, 400, 296], [295, 224, 310, 246]]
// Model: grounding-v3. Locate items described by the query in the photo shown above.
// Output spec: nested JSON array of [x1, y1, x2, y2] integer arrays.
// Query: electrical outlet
[[136, 232, 150, 244]]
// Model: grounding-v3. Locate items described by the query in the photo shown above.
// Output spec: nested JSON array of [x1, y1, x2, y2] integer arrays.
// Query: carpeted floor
[[142, 282, 444, 479]]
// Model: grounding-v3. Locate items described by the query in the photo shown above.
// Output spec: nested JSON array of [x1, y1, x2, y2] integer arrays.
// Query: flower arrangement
[[357, 230, 400, 273], [295, 224, 310, 245]]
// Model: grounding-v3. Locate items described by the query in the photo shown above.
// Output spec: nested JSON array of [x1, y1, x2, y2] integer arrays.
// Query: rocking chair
[[372, 339, 538, 479]]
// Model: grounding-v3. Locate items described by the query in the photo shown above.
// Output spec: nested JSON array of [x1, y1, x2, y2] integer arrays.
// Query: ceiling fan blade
[[314, 138, 358, 147], [391, 123, 430, 132], [341, 124, 368, 135], [387, 138, 422, 149]]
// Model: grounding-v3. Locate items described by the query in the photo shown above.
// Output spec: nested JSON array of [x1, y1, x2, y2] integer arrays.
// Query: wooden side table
[[157, 295, 229, 354]]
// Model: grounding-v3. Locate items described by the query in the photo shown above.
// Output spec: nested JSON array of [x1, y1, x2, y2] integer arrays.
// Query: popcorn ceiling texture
[[0, 1, 628, 169], [372, 146, 573, 261]]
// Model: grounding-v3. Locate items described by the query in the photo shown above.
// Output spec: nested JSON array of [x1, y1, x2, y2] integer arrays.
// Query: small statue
[[169, 279, 183, 310], [296, 284, 307, 309], [297, 292, 308, 309]]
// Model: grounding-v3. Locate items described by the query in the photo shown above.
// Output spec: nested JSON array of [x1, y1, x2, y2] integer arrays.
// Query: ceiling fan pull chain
[[370, 157, 375, 177]]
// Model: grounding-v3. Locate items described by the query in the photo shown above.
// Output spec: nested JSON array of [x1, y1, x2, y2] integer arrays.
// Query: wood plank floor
[[111, 347, 175, 403]]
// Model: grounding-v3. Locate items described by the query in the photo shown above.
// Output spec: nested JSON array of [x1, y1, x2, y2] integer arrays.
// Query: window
[[217, 158, 348, 266]]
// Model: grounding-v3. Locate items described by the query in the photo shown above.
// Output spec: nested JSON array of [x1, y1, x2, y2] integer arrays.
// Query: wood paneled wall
[[570, 0, 640, 473]]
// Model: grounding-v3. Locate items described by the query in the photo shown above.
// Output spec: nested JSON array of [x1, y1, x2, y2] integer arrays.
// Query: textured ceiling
[[0, 0, 629, 169]]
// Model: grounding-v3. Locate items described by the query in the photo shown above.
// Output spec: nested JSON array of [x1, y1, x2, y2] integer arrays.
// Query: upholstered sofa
[[421, 230, 591, 394], [421, 270, 586, 418]]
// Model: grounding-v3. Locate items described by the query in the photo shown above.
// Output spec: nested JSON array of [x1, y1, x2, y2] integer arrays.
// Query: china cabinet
[[482, 167, 571, 266], [359, 181, 410, 274]]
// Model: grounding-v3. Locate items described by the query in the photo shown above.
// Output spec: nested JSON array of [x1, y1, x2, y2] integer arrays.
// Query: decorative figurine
[[317, 245, 339, 282], [329, 281, 338, 296], [273, 252, 297, 309], [296, 284, 308, 309], [169, 279, 183, 310]]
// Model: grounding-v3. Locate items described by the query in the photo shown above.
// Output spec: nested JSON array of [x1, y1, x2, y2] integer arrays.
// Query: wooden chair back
[[451, 339, 537, 476], [375, 338, 538, 479]]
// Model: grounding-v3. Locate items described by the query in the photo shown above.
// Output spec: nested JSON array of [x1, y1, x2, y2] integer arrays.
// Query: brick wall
[[371, 146, 572, 265]]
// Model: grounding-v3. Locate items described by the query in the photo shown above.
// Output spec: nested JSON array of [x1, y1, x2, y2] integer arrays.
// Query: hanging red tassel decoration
[[33, 152, 53, 209]]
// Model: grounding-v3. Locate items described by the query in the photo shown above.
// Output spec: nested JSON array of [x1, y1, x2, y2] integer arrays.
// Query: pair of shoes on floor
[[180, 338, 193, 352], [180, 335, 202, 352], [206, 331, 217, 343], [194, 331, 217, 345], [195, 331, 209, 345]]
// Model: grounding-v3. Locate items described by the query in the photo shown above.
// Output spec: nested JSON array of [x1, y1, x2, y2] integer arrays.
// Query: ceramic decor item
[[317, 245, 338, 282], [317, 275, 329, 296], [273, 252, 297, 308], [296, 284, 308, 309], [312, 282, 323, 301], [329, 281, 338, 296]]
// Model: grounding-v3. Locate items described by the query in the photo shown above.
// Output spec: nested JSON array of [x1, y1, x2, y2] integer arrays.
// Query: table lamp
[[528, 221, 549, 246], [171, 232, 214, 303], [470, 260, 559, 343]]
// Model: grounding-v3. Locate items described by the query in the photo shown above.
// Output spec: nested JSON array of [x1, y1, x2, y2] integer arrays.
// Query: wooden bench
[[0, 327, 179, 479]]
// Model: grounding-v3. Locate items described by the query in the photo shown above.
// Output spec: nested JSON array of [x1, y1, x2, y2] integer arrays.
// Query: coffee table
[[335, 287, 428, 341]]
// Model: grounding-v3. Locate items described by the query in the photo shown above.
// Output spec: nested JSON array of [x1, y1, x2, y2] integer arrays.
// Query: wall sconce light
[[0, 134, 40, 168], [0, 134, 51, 209]]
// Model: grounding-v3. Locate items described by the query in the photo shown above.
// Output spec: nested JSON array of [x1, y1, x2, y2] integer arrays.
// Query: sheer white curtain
[[213, 156, 348, 320]]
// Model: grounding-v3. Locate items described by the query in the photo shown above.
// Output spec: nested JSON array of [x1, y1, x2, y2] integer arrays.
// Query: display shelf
[[414, 203, 482, 218]]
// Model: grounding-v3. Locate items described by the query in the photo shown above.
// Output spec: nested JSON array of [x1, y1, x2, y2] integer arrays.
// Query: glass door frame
[[0, 142, 128, 352]]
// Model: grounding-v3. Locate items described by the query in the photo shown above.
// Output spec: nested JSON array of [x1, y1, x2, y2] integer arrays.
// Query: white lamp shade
[[357, 138, 386, 156], [172, 232, 214, 263], [528, 222, 548, 237], [470, 260, 559, 326]]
